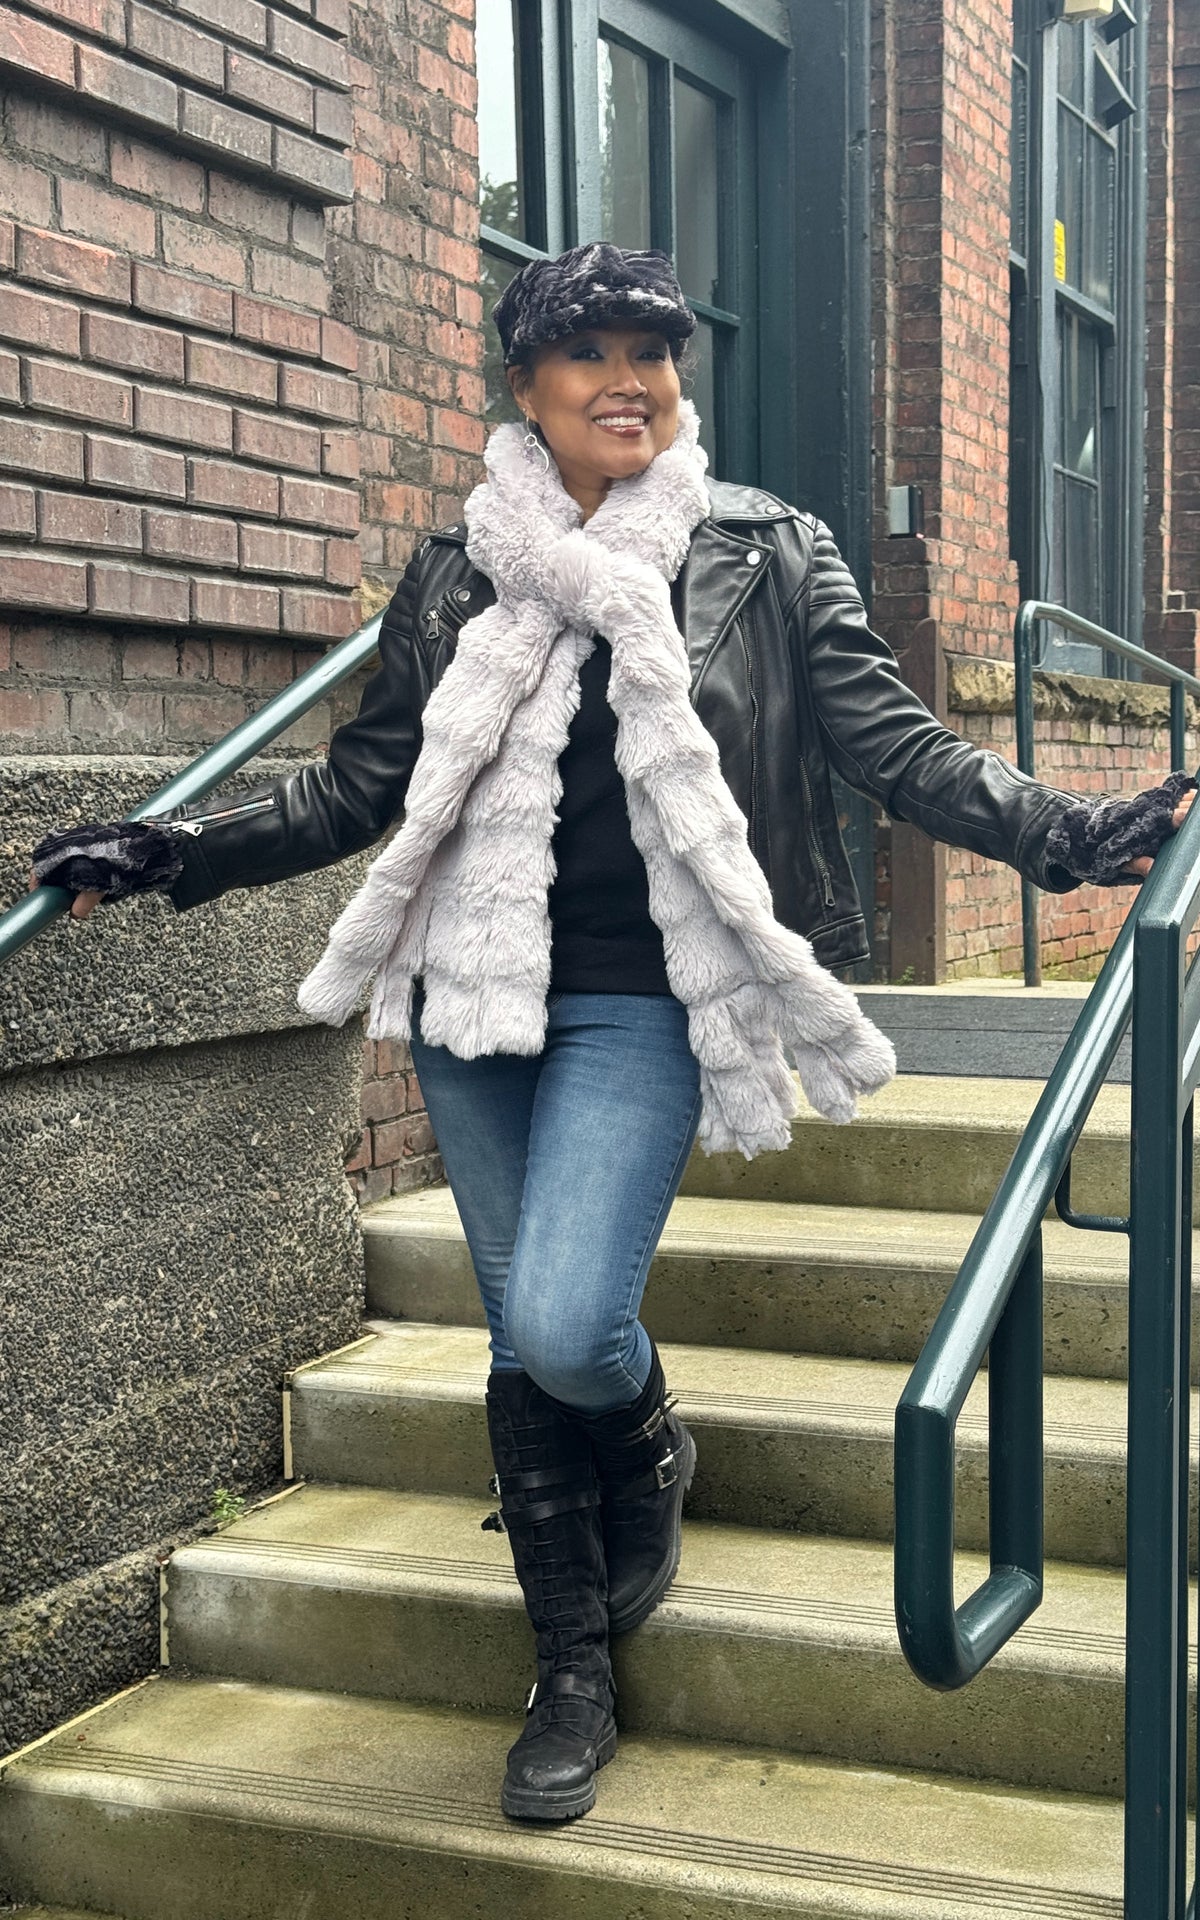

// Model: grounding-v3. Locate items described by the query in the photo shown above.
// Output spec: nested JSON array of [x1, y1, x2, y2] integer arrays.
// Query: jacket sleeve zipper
[[158, 794, 279, 837], [798, 759, 836, 908]]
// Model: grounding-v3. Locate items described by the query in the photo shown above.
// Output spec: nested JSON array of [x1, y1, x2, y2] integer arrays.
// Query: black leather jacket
[[165, 479, 1077, 970]]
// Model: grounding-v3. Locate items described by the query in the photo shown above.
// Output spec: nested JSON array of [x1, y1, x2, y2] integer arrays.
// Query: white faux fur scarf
[[297, 402, 895, 1159]]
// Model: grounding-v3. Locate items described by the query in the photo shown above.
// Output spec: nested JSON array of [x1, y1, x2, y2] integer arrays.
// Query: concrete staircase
[[3, 1072, 1195, 1918]]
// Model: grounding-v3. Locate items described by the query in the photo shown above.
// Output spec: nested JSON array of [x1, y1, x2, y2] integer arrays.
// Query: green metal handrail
[[1013, 600, 1200, 986], [0, 615, 383, 969], [895, 793, 1200, 1917], [1123, 819, 1200, 1917]]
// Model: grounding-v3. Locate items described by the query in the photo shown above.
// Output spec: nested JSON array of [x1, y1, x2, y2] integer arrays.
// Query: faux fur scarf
[[297, 403, 895, 1159]]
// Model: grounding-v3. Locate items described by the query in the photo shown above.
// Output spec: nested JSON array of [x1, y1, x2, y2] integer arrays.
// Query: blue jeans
[[408, 989, 703, 1413]]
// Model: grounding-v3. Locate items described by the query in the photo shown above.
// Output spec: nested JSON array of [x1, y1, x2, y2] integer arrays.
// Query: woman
[[31, 242, 1193, 1826]]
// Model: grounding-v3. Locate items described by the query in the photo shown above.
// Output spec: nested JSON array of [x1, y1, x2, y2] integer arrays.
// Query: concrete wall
[[1, 757, 372, 1755]]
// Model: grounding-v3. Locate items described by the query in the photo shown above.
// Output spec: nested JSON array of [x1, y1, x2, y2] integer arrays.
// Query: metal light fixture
[[887, 485, 924, 539]]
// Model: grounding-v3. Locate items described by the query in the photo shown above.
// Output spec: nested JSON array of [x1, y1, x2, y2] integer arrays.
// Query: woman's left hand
[[1124, 789, 1197, 877]]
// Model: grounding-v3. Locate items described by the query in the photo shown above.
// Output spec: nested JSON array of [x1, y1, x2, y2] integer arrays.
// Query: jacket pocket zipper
[[161, 794, 279, 837], [798, 760, 836, 908], [427, 594, 471, 645]]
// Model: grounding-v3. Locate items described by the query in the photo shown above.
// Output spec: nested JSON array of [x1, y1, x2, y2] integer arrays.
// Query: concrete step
[[163, 1482, 1195, 1800], [854, 982, 1130, 1082], [0, 1672, 1128, 1920], [285, 1322, 1198, 1568], [362, 1185, 1197, 1382], [679, 1073, 1152, 1217]]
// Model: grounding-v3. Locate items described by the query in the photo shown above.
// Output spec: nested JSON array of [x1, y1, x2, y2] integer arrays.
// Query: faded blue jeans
[[408, 988, 703, 1413]]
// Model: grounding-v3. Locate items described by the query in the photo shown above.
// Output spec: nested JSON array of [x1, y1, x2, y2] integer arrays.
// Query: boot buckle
[[654, 1452, 680, 1491]]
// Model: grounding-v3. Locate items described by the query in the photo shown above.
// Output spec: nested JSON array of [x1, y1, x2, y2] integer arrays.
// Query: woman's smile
[[591, 409, 652, 436]]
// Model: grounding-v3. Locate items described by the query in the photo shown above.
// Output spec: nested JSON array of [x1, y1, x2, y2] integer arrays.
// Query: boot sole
[[608, 1427, 697, 1638], [500, 1721, 619, 1823]]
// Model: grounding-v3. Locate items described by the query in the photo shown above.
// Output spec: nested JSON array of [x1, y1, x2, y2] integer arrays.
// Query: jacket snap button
[[746, 550, 763, 566], [454, 588, 471, 602]]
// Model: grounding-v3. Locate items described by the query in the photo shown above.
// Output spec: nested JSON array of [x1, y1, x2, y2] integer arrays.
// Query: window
[[477, 1, 556, 425], [1008, 4, 1144, 671]]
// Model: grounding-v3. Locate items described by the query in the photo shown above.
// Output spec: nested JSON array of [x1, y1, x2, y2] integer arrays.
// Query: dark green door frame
[[788, 0, 876, 967]]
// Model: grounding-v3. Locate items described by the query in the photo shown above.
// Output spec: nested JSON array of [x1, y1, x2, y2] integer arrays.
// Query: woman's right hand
[[27, 869, 104, 919]]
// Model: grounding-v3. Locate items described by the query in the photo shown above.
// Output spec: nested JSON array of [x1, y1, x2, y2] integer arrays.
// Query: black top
[[547, 637, 672, 996]]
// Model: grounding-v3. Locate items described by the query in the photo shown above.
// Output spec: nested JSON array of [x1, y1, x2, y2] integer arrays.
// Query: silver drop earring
[[522, 422, 550, 473]]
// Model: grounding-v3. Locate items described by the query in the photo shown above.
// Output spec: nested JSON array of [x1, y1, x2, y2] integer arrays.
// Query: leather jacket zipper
[[738, 625, 765, 853], [428, 593, 471, 644], [161, 794, 279, 837], [798, 759, 836, 908]]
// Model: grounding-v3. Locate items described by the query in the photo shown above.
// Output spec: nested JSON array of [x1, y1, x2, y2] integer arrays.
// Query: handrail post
[[1170, 679, 1187, 774], [1013, 602, 1042, 987], [988, 1229, 1043, 1588], [1125, 911, 1189, 1918]]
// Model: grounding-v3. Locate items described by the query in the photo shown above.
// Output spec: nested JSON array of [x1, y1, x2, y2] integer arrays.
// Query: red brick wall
[[0, 0, 483, 1200], [337, 0, 479, 1194], [1157, 0, 1200, 670], [944, 661, 1194, 977], [346, 1037, 441, 1201], [869, 0, 1021, 661], [866, 0, 1024, 981]]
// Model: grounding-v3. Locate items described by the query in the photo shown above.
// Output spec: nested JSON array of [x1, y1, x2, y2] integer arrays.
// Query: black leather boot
[[481, 1369, 617, 1822], [553, 1340, 696, 1636]]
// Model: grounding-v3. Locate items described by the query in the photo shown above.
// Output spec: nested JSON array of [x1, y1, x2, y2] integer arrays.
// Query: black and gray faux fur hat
[[493, 242, 696, 365]]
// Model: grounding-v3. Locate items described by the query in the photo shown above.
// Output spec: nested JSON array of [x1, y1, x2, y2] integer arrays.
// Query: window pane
[[1085, 130, 1114, 306], [482, 251, 525, 424], [1059, 25, 1086, 110], [674, 77, 721, 305], [477, 1, 523, 241], [686, 317, 717, 467], [1047, 471, 1102, 667], [1060, 311, 1098, 479], [598, 37, 652, 249], [1056, 103, 1084, 288], [1063, 475, 1101, 626]]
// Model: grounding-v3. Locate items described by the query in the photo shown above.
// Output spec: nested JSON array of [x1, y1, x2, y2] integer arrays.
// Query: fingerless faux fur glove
[[30, 820, 184, 902], [1044, 770, 1196, 888]]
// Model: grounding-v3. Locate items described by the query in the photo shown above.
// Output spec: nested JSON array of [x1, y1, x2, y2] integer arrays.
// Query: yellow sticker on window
[[1054, 219, 1067, 283]]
